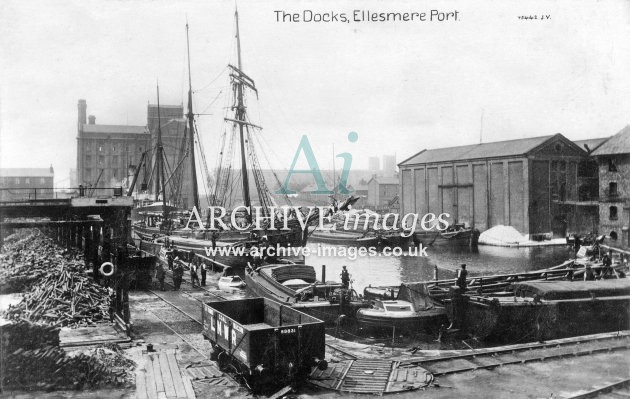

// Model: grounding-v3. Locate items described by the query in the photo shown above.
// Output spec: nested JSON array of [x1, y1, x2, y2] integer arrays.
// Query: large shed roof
[[591, 125, 630, 156], [573, 137, 610, 154], [399, 134, 571, 166]]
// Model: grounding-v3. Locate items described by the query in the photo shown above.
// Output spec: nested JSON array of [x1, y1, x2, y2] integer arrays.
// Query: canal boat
[[244, 264, 368, 325], [309, 227, 381, 247], [363, 285, 398, 301], [447, 278, 630, 343], [413, 223, 480, 247], [357, 283, 448, 332]]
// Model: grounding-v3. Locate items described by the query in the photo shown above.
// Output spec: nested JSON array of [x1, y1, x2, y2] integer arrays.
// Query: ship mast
[[185, 22, 200, 211], [234, 8, 251, 215], [155, 85, 169, 225]]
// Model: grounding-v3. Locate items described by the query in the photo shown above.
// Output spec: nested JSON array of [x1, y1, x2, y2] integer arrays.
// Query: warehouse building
[[0, 167, 54, 201], [398, 134, 591, 238], [367, 176, 399, 211], [76, 99, 191, 208], [591, 125, 630, 249]]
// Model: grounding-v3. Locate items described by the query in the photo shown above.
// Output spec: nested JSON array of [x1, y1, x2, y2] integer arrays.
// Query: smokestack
[[78, 99, 87, 125], [88, 115, 96, 125]]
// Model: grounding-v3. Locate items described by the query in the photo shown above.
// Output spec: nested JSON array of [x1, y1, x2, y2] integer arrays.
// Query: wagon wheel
[[216, 351, 230, 370]]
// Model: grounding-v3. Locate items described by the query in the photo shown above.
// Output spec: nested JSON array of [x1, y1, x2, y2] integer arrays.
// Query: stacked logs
[[0, 230, 83, 294], [3, 264, 111, 328], [1, 230, 111, 328], [0, 322, 132, 390]]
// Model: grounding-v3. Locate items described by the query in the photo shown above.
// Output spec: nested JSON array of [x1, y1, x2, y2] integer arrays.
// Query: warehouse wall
[[400, 157, 529, 234]]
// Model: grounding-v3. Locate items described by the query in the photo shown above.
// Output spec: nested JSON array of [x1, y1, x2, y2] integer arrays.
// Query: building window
[[138, 147, 143, 152], [40, 178, 45, 184], [112, 146, 116, 152], [98, 146, 103, 152], [85, 168, 92, 179], [85, 155, 92, 164], [112, 155, 119, 165], [610, 231, 618, 240], [25, 178, 30, 184], [85, 144, 91, 152], [609, 182, 618, 197], [609, 206, 618, 220], [608, 158, 618, 172], [98, 155, 104, 165], [15, 178, 20, 184]]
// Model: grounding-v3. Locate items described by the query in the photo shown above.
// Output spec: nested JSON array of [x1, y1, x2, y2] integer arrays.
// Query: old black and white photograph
[[1, 0, 629, 398]]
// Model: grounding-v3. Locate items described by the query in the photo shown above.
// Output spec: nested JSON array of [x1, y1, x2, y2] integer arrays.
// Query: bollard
[[433, 265, 439, 281], [321, 264, 326, 284]]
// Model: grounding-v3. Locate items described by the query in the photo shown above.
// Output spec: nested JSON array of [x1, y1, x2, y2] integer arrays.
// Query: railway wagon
[[201, 297, 327, 390]]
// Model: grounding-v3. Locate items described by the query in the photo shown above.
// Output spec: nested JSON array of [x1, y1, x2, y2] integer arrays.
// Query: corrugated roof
[[592, 125, 630, 156], [400, 135, 555, 165], [573, 137, 611, 153], [82, 124, 148, 134], [0, 168, 53, 177], [369, 176, 399, 185]]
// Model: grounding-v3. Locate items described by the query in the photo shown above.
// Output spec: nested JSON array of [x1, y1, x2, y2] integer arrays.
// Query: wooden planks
[[136, 350, 195, 399], [60, 325, 131, 347], [309, 359, 432, 394]]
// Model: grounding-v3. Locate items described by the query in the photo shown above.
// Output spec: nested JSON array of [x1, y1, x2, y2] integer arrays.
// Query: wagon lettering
[[280, 328, 296, 334]]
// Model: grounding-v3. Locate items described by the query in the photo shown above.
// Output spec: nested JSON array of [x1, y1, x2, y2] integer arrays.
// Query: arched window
[[609, 206, 618, 220]]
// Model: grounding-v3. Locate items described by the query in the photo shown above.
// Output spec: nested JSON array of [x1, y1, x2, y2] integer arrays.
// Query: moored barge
[[447, 278, 630, 343], [244, 264, 368, 325]]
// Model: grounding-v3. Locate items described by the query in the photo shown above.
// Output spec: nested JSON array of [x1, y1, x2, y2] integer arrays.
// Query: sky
[[1, 0, 629, 187]]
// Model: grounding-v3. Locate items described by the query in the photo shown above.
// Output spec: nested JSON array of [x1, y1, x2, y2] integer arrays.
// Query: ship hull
[[449, 280, 630, 343], [413, 228, 480, 247], [356, 307, 447, 332]]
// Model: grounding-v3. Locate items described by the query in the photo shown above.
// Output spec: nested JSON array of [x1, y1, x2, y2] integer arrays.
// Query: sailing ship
[[133, 11, 317, 266]]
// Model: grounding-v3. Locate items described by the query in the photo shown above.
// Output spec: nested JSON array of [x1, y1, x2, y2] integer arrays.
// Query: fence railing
[[0, 186, 127, 201]]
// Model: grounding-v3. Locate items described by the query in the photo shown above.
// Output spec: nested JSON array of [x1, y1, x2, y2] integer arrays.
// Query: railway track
[[399, 332, 630, 377], [143, 286, 238, 388], [564, 378, 630, 398]]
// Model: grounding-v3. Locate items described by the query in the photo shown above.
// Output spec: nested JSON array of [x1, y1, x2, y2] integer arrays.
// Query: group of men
[[153, 249, 207, 291]]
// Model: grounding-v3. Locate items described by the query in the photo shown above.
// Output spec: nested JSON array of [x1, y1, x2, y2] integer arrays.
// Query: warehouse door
[[457, 186, 472, 226]]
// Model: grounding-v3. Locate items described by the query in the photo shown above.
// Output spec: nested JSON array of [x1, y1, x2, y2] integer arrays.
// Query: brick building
[[0, 167, 54, 201], [398, 134, 592, 238], [76, 99, 149, 191], [76, 99, 191, 208], [367, 176, 399, 210], [591, 125, 630, 249]]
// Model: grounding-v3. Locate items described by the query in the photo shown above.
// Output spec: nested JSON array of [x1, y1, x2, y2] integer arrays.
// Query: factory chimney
[[88, 115, 96, 125], [78, 99, 87, 126]]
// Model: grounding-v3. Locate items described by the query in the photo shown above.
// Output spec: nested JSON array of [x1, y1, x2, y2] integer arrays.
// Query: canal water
[[305, 243, 573, 294]]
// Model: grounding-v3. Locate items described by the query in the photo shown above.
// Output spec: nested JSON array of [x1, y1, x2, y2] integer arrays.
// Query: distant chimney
[[88, 115, 96, 125], [78, 99, 87, 125], [49, 164, 54, 174]]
